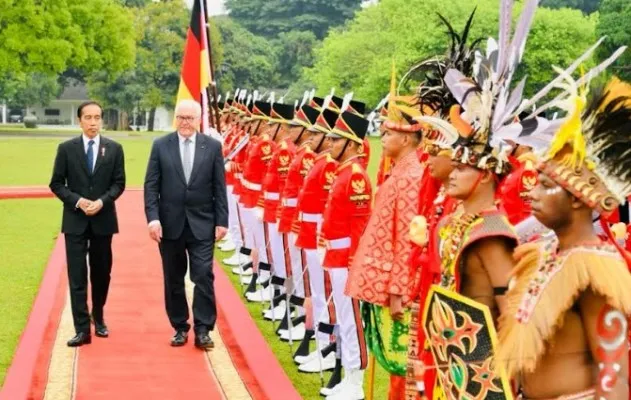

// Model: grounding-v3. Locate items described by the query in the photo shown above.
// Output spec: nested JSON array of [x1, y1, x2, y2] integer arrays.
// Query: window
[[44, 109, 61, 116]]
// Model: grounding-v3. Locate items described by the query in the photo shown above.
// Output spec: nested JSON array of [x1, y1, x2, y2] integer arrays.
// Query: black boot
[[275, 306, 293, 334], [244, 272, 258, 296], [292, 329, 315, 362], [319, 357, 342, 397]]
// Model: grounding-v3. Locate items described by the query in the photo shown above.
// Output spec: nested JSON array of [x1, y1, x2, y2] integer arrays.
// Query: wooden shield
[[422, 285, 513, 400]]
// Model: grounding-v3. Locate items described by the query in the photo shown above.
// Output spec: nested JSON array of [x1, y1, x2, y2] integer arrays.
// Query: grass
[[214, 248, 390, 400], [0, 199, 60, 385], [0, 125, 166, 137], [0, 137, 156, 187]]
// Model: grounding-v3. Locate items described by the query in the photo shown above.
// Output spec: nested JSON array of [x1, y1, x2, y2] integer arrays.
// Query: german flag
[[176, 0, 211, 106]]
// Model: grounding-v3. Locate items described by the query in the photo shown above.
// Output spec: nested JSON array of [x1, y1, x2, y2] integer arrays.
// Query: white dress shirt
[[82, 133, 100, 171], [178, 132, 196, 168]]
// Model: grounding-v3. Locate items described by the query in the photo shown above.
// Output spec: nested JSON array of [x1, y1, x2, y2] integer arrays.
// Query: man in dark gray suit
[[143, 100, 228, 349]]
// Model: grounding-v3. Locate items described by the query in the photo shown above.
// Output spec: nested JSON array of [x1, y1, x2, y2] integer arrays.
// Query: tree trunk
[[148, 107, 156, 132]]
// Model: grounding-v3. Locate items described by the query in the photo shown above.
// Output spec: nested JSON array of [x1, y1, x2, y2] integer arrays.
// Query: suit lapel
[[168, 133, 187, 184], [188, 133, 208, 185], [92, 138, 109, 175], [74, 136, 90, 177]]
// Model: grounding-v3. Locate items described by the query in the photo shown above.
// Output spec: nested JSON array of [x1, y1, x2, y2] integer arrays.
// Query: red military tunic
[[232, 129, 248, 197], [294, 152, 338, 249], [222, 126, 241, 186], [241, 134, 275, 208], [277, 144, 316, 233], [320, 156, 373, 267], [262, 138, 296, 223]]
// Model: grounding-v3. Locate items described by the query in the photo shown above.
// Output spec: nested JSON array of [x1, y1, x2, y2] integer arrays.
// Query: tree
[[224, 0, 363, 39], [0, 0, 135, 80], [0, 73, 62, 108], [212, 17, 279, 93], [274, 31, 318, 89], [596, 0, 631, 81], [305, 0, 598, 107], [540, 0, 601, 14]]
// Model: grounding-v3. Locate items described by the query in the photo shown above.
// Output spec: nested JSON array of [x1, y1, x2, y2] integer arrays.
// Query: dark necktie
[[87, 140, 95, 174]]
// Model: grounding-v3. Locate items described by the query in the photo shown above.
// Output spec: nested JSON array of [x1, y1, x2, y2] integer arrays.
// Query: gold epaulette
[[496, 240, 631, 378]]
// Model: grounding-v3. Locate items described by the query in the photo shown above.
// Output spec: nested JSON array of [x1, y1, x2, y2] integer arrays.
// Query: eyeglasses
[[176, 116, 198, 122]]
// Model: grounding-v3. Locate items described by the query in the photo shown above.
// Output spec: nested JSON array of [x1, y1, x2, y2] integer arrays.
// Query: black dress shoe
[[194, 333, 214, 349], [94, 322, 109, 338], [67, 332, 91, 347], [171, 331, 188, 347]]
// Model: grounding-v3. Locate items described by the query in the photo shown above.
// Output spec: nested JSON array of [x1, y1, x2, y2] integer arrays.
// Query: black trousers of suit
[[64, 225, 113, 334], [159, 220, 216, 334]]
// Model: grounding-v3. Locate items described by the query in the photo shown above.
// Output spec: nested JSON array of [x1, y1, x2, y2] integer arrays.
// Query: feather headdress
[[539, 77, 631, 217]]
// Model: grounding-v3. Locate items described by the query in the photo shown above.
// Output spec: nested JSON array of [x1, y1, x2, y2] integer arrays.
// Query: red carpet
[[2, 190, 300, 400]]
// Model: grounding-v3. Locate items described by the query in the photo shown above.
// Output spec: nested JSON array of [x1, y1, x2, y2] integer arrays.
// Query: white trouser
[[288, 232, 307, 308], [240, 203, 255, 250], [268, 223, 290, 280], [305, 248, 332, 346], [226, 185, 243, 249], [329, 267, 367, 370]]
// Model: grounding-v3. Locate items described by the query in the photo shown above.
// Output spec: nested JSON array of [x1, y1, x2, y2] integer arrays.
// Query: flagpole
[[201, 0, 221, 133]]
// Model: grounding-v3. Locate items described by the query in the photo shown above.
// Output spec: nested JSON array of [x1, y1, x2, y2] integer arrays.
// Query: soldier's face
[[308, 132, 327, 151], [287, 125, 304, 143], [327, 136, 347, 159], [447, 162, 485, 200], [428, 153, 454, 182], [529, 172, 573, 230]]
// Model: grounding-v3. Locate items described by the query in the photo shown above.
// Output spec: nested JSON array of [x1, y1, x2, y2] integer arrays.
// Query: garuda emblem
[[325, 171, 336, 184], [279, 155, 290, 166], [351, 179, 366, 194], [262, 144, 272, 156], [302, 157, 314, 170]]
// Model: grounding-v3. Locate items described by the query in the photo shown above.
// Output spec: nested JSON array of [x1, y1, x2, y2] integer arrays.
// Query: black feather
[[584, 84, 631, 183], [401, 9, 481, 117]]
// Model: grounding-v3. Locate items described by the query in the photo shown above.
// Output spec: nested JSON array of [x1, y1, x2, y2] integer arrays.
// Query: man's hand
[[148, 221, 162, 243], [215, 226, 227, 241], [77, 198, 92, 214], [85, 199, 103, 216], [389, 295, 404, 322]]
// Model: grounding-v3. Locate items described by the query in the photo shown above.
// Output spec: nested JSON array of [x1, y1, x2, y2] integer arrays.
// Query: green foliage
[[0, 0, 135, 80], [596, 0, 631, 81], [225, 0, 363, 39], [274, 31, 318, 90], [213, 17, 279, 92], [307, 0, 598, 107], [0, 73, 62, 108], [540, 0, 601, 14]]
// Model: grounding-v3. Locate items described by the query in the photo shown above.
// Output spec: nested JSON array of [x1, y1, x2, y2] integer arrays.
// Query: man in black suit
[[49, 101, 126, 347], [144, 99, 228, 349]]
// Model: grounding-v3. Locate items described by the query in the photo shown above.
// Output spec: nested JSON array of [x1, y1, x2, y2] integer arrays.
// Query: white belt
[[264, 192, 280, 200], [234, 173, 242, 178], [282, 198, 298, 207], [242, 179, 262, 191], [300, 212, 322, 223], [326, 237, 351, 250]]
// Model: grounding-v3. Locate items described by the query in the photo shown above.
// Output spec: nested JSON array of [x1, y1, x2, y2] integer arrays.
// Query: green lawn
[[0, 137, 155, 187], [0, 125, 166, 137], [0, 199, 60, 385]]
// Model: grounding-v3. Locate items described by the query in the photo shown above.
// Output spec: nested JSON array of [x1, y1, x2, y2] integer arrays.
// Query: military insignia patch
[[262, 145, 272, 156], [422, 285, 513, 399], [351, 179, 365, 194], [280, 155, 290, 166]]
